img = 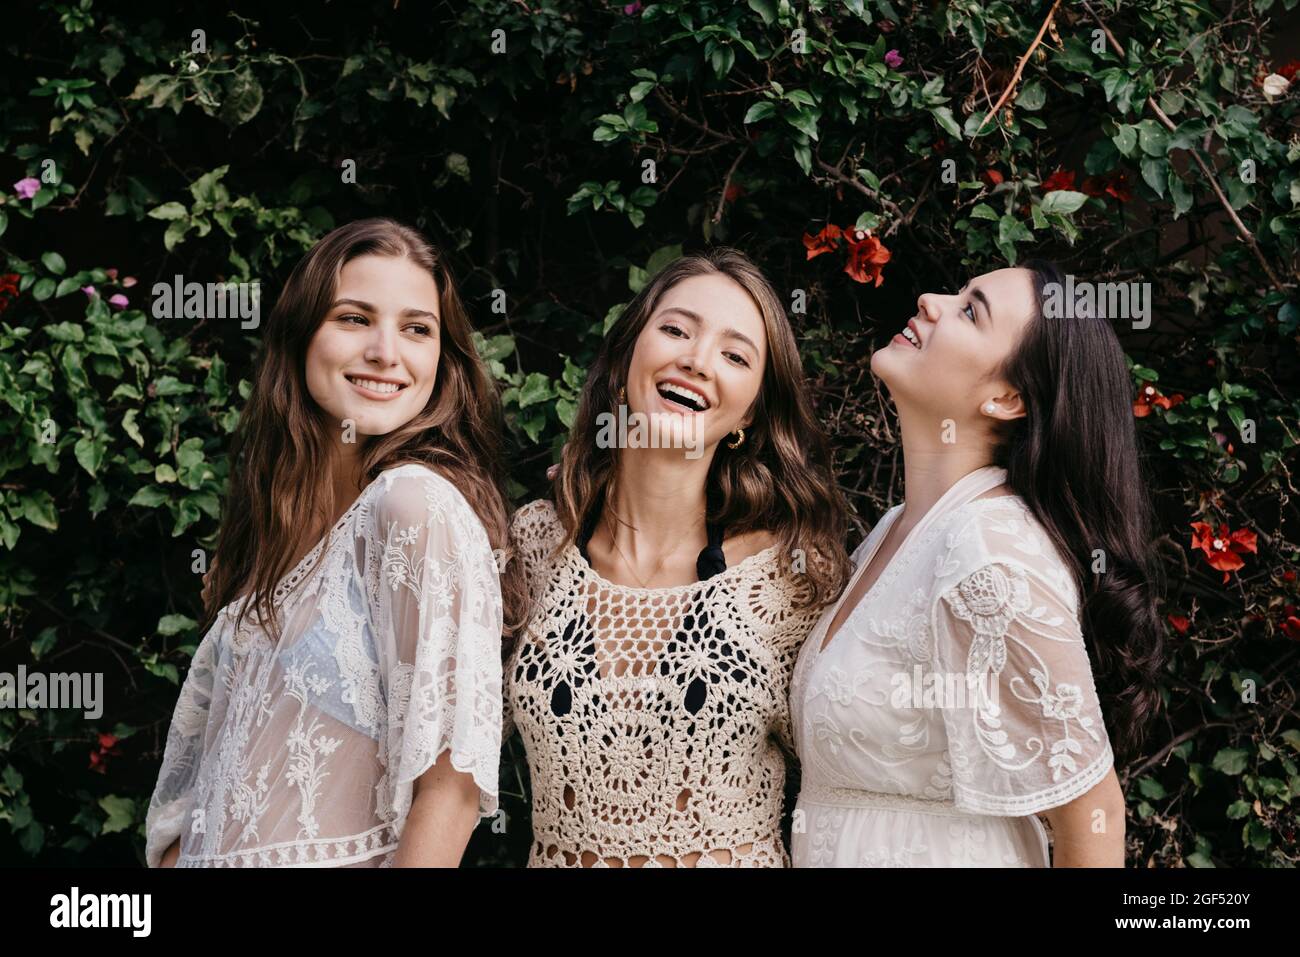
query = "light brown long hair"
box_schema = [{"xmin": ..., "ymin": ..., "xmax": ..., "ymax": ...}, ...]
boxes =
[
  {"xmin": 553, "ymin": 247, "xmax": 851, "ymax": 609},
  {"xmin": 200, "ymin": 217, "xmax": 525, "ymax": 646}
]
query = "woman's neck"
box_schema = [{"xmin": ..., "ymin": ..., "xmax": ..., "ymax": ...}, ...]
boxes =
[
  {"xmin": 895, "ymin": 403, "xmax": 995, "ymax": 526},
  {"xmin": 327, "ymin": 441, "xmax": 367, "ymax": 525},
  {"xmin": 604, "ymin": 449, "xmax": 711, "ymax": 562}
]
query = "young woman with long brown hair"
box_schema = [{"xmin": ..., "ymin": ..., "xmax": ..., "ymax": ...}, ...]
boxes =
[
  {"xmin": 505, "ymin": 247, "xmax": 852, "ymax": 867},
  {"xmin": 145, "ymin": 218, "xmax": 523, "ymax": 867},
  {"xmin": 790, "ymin": 261, "xmax": 1164, "ymax": 867}
]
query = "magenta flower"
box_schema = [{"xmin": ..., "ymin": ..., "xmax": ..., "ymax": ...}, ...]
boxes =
[
  {"xmin": 623, "ymin": 1, "xmax": 642, "ymax": 14},
  {"xmin": 106, "ymin": 268, "xmax": 118, "ymax": 280},
  {"xmin": 884, "ymin": 49, "xmax": 903, "ymax": 68},
  {"xmin": 109, "ymin": 294, "xmax": 129, "ymax": 309},
  {"xmin": 81, "ymin": 285, "xmax": 96, "ymax": 297},
  {"xmin": 13, "ymin": 178, "xmax": 40, "ymax": 200}
]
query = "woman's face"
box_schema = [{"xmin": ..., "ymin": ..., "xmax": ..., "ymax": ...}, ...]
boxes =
[
  {"xmin": 305, "ymin": 254, "xmax": 442, "ymax": 437},
  {"xmin": 870, "ymin": 267, "xmax": 1037, "ymax": 424},
  {"xmin": 624, "ymin": 272, "xmax": 768, "ymax": 455}
]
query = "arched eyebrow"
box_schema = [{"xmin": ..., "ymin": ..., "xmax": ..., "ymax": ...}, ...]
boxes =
[
  {"xmin": 331, "ymin": 298, "xmax": 439, "ymax": 321},
  {"xmin": 957, "ymin": 284, "xmax": 992, "ymax": 325},
  {"xmin": 658, "ymin": 306, "xmax": 760, "ymax": 354}
]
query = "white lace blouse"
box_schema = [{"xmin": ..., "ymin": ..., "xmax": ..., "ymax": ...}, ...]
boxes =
[
  {"xmin": 790, "ymin": 466, "xmax": 1114, "ymax": 867},
  {"xmin": 144, "ymin": 464, "xmax": 504, "ymax": 867}
]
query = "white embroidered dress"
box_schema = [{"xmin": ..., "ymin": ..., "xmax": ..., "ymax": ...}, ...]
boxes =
[
  {"xmin": 144, "ymin": 463, "xmax": 504, "ymax": 867},
  {"xmin": 791, "ymin": 466, "xmax": 1114, "ymax": 867}
]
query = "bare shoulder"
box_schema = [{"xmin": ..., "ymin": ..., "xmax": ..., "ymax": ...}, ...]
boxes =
[{"xmin": 722, "ymin": 527, "xmax": 779, "ymax": 565}]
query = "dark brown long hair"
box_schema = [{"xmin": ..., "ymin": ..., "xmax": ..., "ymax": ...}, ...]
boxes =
[
  {"xmin": 994, "ymin": 259, "xmax": 1166, "ymax": 764},
  {"xmin": 200, "ymin": 217, "xmax": 525, "ymax": 646},
  {"xmin": 553, "ymin": 247, "xmax": 851, "ymax": 609}
]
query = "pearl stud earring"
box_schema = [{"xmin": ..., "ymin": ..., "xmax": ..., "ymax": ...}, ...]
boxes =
[{"xmin": 984, "ymin": 403, "xmax": 995, "ymax": 414}]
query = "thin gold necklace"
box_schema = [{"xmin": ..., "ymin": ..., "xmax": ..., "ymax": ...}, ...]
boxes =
[{"xmin": 603, "ymin": 510, "xmax": 687, "ymax": 588}]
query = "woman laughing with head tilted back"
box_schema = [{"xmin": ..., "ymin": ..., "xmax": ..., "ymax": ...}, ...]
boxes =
[{"xmin": 790, "ymin": 261, "xmax": 1164, "ymax": 868}]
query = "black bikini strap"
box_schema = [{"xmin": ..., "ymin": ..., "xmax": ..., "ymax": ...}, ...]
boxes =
[{"xmin": 577, "ymin": 509, "xmax": 728, "ymax": 581}]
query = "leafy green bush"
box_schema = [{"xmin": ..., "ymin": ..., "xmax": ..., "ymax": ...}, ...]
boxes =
[{"xmin": 1, "ymin": 0, "xmax": 1297, "ymax": 866}]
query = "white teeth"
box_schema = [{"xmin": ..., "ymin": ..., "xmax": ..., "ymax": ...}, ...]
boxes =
[
  {"xmin": 347, "ymin": 376, "xmax": 403, "ymax": 394},
  {"xmin": 658, "ymin": 382, "xmax": 709, "ymax": 410},
  {"xmin": 901, "ymin": 326, "xmax": 920, "ymax": 348}
]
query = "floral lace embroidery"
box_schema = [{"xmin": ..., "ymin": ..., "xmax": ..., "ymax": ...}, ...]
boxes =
[{"xmin": 144, "ymin": 464, "xmax": 504, "ymax": 868}]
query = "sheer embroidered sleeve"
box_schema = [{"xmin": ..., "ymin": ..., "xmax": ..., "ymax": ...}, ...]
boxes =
[
  {"xmin": 365, "ymin": 467, "xmax": 505, "ymax": 827},
  {"xmin": 145, "ymin": 629, "xmax": 217, "ymax": 867},
  {"xmin": 931, "ymin": 510, "xmax": 1114, "ymax": 816}
]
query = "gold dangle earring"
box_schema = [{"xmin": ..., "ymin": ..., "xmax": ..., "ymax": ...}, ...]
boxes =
[
  {"xmin": 618, "ymin": 386, "xmax": 626, "ymax": 404},
  {"xmin": 726, "ymin": 428, "xmax": 746, "ymax": 450}
]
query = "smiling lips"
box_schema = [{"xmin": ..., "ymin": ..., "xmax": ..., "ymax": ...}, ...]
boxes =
[
  {"xmin": 655, "ymin": 380, "xmax": 711, "ymax": 413},
  {"xmin": 345, "ymin": 374, "xmax": 409, "ymax": 399},
  {"xmin": 894, "ymin": 317, "xmax": 922, "ymax": 349}
]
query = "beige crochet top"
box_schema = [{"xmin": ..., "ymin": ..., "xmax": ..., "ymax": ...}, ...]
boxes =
[{"xmin": 503, "ymin": 499, "xmax": 823, "ymax": 867}]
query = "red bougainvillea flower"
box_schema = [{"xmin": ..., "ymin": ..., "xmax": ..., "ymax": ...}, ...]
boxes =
[
  {"xmin": 1282, "ymin": 615, "xmax": 1300, "ymax": 641},
  {"xmin": 1083, "ymin": 169, "xmax": 1133, "ymax": 202},
  {"xmin": 1105, "ymin": 170, "xmax": 1134, "ymax": 201},
  {"xmin": 843, "ymin": 229, "xmax": 891, "ymax": 286},
  {"xmin": 803, "ymin": 223, "xmax": 842, "ymax": 260},
  {"xmin": 1189, "ymin": 521, "xmax": 1257, "ymax": 583},
  {"xmin": 1133, "ymin": 384, "xmax": 1185, "ymax": 417},
  {"xmin": 1041, "ymin": 168, "xmax": 1076, "ymax": 192},
  {"xmin": 724, "ymin": 182, "xmax": 745, "ymax": 204},
  {"xmin": 88, "ymin": 732, "xmax": 122, "ymax": 774},
  {"xmin": 980, "ymin": 168, "xmax": 1004, "ymax": 188},
  {"xmin": 1280, "ymin": 61, "xmax": 1300, "ymax": 82},
  {"xmin": 932, "ymin": 137, "xmax": 948, "ymax": 154},
  {"xmin": 1283, "ymin": 569, "xmax": 1297, "ymax": 583},
  {"xmin": 1167, "ymin": 613, "xmax": 1190, "ymax": 634},
  {"xmin": 0, "ymin": 273, "xmax": 19, "ymax": 316}
]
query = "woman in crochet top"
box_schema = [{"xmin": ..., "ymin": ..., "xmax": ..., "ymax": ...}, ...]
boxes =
[{"xmin": 505, "ymin": 248, "xmax": 852, "ymax": 866}]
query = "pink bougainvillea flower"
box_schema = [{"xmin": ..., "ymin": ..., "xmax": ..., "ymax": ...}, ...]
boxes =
[
  {"xmin": 105, "ymin": 268, "xmax": 118, "ymax": 280},
  {"xmin": 81, "ymin": 285, "xmax": 96, "ymax": 297},
  {"xmin": 13, "ymin": 177, "xmax": 40, "ymax": 200},
  {"xmin": 1189, "ymin": 521, "xmax": 1257, "ymax": 583},
  {"xmin": 803, "ymin": 223, "xmax": 842, "ymax": 260},
  {"xmin": 122, "ymin": 276, "xmax": 138, "ymax": 288},
  {"xmin": 844, "ymin": 229, "xmax": 891, "ymax": 286},
  {"xmin": 623, "ymin": 1, "xmax": 642, "ymax": 14},
  {"xmin": 109, "ymin": 294, "xmax": 129, "ymax": 309},
  {"xmin": 884, "ymin": 49, "xmax": 903, "ymax": 68}
]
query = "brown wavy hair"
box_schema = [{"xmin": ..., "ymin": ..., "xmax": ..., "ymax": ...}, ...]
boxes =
[
  {"xmin": 199, "ymin": 217, "xmax": 525, "ymax": 647},
  {"xmin": 552, "ymin": 247, "xmax": 851, "ymax": 609}
]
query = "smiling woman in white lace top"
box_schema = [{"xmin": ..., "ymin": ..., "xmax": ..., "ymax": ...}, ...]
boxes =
[
  {"xmin": 791, "ymin": 261, "xmax": 1164, "ymax": 868},
  {"xmin": 145, "ymin": 219, "xmax": 522, "ymax": 867}
]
